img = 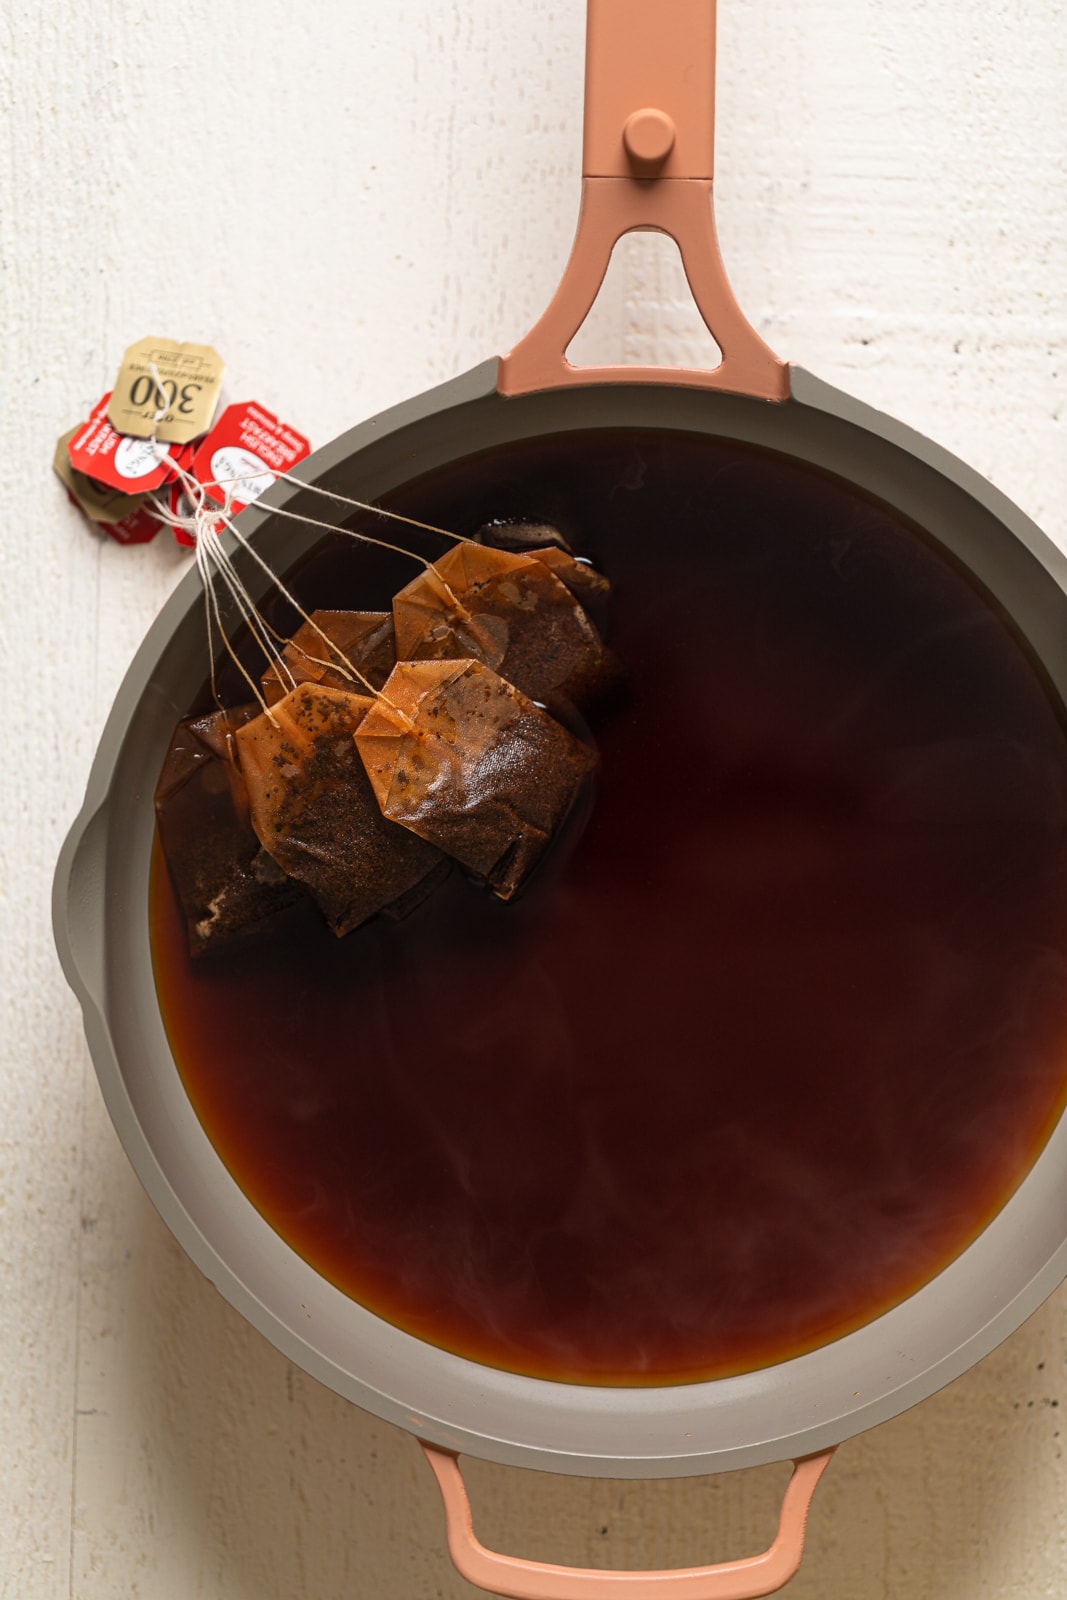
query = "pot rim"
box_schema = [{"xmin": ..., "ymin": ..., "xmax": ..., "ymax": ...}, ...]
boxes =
[{"xmin": 54, "ymin": 358, "xmax": 1067, "ymax": 1477}]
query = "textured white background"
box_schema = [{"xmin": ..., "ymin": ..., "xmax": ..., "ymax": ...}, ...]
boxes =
[{"xmin": 2, "ymin": 1, "xmax": 1067, "ymax": 1596}]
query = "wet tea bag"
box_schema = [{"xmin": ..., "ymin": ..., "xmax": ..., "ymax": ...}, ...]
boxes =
[
  {"xmin": 155, "ymin": 706, "xmax": 302, "ymax": 956},
  {"xmin": 392, "ymin": 542, "xmax": 610, "ymax": 709},
  {"xmin": 527, "ymin": 545, "xmax": 612, "ymax": 634},
  {"xmin": 355, "ymin": 657, "xmax": 597, "ymax": 899},
  {"xmin": 261, "ymin": 609, "xmax": 396, "ymax": 705},
  {"xmin": 473, "ymin": 521, "xmax": 612, "ymax": 632},
  {"xmin": 235, "ymin": 682, "xmax": 443, "ymax": 935},
  {"xmin": 472, "ymin": 518, "xmax": 571, "ymax": 555}
]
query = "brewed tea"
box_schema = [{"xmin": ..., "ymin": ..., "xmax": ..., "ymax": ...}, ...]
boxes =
[{"xmin": 152, "ymin": 428, "xmax": 1067, "ymax": 1385}]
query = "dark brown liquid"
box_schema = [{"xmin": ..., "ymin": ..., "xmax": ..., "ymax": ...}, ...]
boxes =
[{"xmin": 151, "ymin": 429, "xmax": 1067, "ymax": 1384}]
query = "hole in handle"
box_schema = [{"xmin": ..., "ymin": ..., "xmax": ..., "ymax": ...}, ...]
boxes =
[{"xmin": 566, "ymin": 228, "xmax": 723, "ymax": 373}]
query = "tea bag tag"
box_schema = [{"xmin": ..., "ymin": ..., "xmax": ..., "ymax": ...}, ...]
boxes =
[
  {"xmin": 68, "ymin": 393, "xmax": 193, "ymax": 493},
  {"xmin": 191, "ymin": 402, "xmax": 311, "ymax": 512},
  {"xmin": 54, "ymin": 426, "xmax": 148, "ymax": 522},
  {"xmin": 54, "ymin": 425, "xmax": 163, "ymax": 544},
  {"xmin": 108, "ymin": 337, "xmax": 225, "ymax": 444}
]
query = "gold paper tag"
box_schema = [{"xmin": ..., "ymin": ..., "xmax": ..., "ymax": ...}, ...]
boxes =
[
  {"xmin": 107, "ymin": 337, "xmax": 225, "ymax": 444},
  {"xmin": 53, "ymin": 426, "xmax": 153, "ymax": 524}
]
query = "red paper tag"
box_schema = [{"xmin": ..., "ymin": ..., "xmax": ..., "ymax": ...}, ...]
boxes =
[
  {"xmin": 105, "ymin": 500, "xmax": 165, "ymax": 546},
  {"xmin": 62, "ymin": 486, "xmax": 161, "ymax": 545},
  {"xmin": 192, "ymin": 402, "xmax": 310, "ymax": 514},
  {"xmin": 68, "ymin": 393, "xmax": 193, "ymax": 493}
]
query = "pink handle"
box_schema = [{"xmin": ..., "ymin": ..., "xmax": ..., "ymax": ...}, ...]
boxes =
[
  {"xmin": 421, "ymin": 1443, "xmax": 835, "ymax": 1600},
  {"xmin": 498, "ymin": 0, "xmax": 787, "ymax": 401},
  {"xmin": 582, "ymin": 0, "xmax": 716, "ymax": 181}
]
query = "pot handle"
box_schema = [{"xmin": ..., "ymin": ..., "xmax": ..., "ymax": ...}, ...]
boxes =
[
  {"xmin": 420, "ymin": 1442, "xmax": 834, "ymax": 1600},
  {"xmin": 497, "ymin": 0, "xmax": 788, "ymax": 402}
]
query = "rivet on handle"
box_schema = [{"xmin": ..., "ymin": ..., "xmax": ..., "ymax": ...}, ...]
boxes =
[{"xmin": 623, "ymin": 108, "xmax": 677, "ymax": 175}]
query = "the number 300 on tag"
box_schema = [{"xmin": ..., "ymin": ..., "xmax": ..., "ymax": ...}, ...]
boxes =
[{"xmin": 108, "ymin": 339, "xmax": 224, "ymax": 445}]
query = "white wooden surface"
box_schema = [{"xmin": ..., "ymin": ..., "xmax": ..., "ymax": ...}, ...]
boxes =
[{"xmin": 2, "ymin": 1, "xmax": 1066, "ymax": 1596}]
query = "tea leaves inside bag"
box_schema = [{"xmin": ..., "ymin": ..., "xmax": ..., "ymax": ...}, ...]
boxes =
[
  {"xmin": 155, "ymin": 706, "xmax": 301, "ymax": 956},
  {"xmin": 261, "ymin": 609, "xmax": 396, "ymax": 705},
  {"xmin": 355, "ymin": 657, "xmax": 597, "ymax": 899},
  {"xmin": 392, "ymin": 543, "xmax": 611, "ymax": 709},
  {"xmin": 236, "ymin": 682, "xmax": 442, "ymax": 935}
]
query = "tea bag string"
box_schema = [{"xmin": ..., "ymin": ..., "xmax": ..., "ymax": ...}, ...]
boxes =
[
  {"xmin": 138, "ymin": 379, "xmax": 294, "ymax": 720},
  {"xmin": 157, "ymin": 451, "xmax": 483, "ymax": 636},
  {"xmin": 139, "ymin": 388, "xmax": 287, "ymax": 715},
  {"xmin": 140, "ymin": 363, "xmax": 472, "ymax": 553},
  {"xmin": 156, "ymin": 453, "xmax": 424, "ymax": 732},
  {"xmin": 153, "ymin": 477, "xmax": 353, "ymax": 709},
  {"xmin": 188, "ymin": 472, "xmax": 472, "ymax": 568},
  {"xmin": 274, "ymin": 467, "xmax": 476, "ymax": 548},
  {"xmin": 141, "ymin": 364, "xmax": 484, "ymax": 631},
  {"xmin": 142, "ymin": 369, "xmax": 475, "ymax": 730},
  {"xmin": 189, "ymin": 476, "xmax": 301, "ymax": 719},
  {"xmin": 161, "ymin": 462, "xmax": 381, "ymax": 720}
]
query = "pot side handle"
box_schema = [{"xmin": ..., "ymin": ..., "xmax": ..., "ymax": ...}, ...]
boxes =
[
  {"xmin": 497, "ymin": 0, "xmax": 788, "ymax": 402},
  {"xmin": 420, "ymin": 1442, "xmax": 834, "ymax": 1600}
]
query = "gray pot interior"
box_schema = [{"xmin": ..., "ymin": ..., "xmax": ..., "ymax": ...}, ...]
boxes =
[{"xmin": 55, "ymin": 359, "xmax": 1067, "ymax": 1477}]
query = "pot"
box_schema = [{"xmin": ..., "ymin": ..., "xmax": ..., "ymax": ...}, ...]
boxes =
[{"xmin": 54, "ymin": 2, "xmax": 1067, "ymax": 1595}]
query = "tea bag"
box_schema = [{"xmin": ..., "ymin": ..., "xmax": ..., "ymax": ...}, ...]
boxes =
[
  {"xmin": 355, "ymin": 658, "xmax": 597, "ymax": 899},
  {"xmin": 392, "ymin": 543, "xmax": 610, "ymax": 709},
  {"xmin": 473, "ymin": 521, "xmax": 612, "ymax": 632},
  {"xmin": 473, "ymin": 518, "xmax": 571, "ymax": 555},
  {"xmin": 261, "ymin": 609, "xmax": 396, "ymax": 705},
  {"xmin": 155, "ymin": 706, "xmax": 302, "ymax": 956},
  {"xmin": 235, "ymin": 682, "xmax": 443, "ymax": 935}
]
